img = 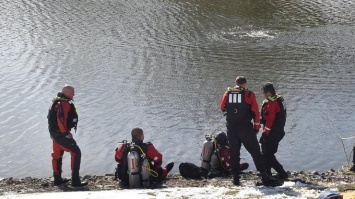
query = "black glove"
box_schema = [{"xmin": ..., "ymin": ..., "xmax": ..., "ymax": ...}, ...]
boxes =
[
  {"xmin": 253, "ymin": 124, "xmax": 260, "ymax": 134},
  {"xmin": 259, "ymin": 133, "xmax": 268, "ymax": 144}
]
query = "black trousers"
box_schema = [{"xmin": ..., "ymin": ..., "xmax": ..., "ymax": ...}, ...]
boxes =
[
  {"xmin": 260, "ymin": 129, "xmax": 285, "ymax": 174},
  {"xmin": 226, "ymin": 122, "xmax": 266, "ymax": 175}
]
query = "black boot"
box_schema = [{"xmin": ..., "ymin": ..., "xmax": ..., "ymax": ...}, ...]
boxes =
[
  {"xmin": 260, "ymin": 172, "xmax": 283, "ymax": 187},
  {"xmin": 275, "ymin": 171, "xmax": 289, "ymax": 180},
  {"xmin": 240, "ymin": 163, "xmax": 249, "ymax": 171},
  {"xmin": 166, "ymin": 162, "xmax": 174, "ymax": 173},
  {"xmin": 53, "ymin": 174, "xmax": 69, "ymax": 185},
  {"xmin": 232, "ymin": 174, "xmax": 240, "ymax": 186},
  {"xmin": 71, "ymin": 175, "xmax": 88, "ymax": 187}
]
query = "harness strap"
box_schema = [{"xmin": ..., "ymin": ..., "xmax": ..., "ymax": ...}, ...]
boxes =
[{"xmin": 131, "ymin": 171, "xmax": 140, "ymax": 175}]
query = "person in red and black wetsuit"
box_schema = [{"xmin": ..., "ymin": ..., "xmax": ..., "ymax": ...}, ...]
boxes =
[
  {"xmin": 207, "ymin": 132, "xmax": 249, "ymax": 178},
  {"xmin": 47, "ymin": 85, "xmax": 87, "ymax": 186},
  {"xmin": 115, "ymin": 127, "xmax": 174, "ymax": 185},
  {"xmin": 220, "ymin": 76, "xmax": 281, "ymax": 186},
  {"xmin": 260, "ymin": 83, "xmax": 288, "ymax": 179}
]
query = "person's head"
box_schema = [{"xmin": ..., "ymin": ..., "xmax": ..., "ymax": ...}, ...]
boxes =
[
  {"xmin": 62, "ymin": 85, "xmax": 75, "ymax": 100},
  {"xmin": 215, "ymin": 131, "xmax": 228, "ymax": 146},
  {"xmin": 262, "ymin": 82, "xmax": 276, "ymax": 98},
  {"xmin": 131, "ymin": 127, "xmax": 144, "ymax": 142},
  {"xmin": 235, "ymin": 76, "xmax": 247, "ymax": 88}
]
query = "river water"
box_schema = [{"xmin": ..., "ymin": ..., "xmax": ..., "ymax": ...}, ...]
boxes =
[{"xmin": 1, "ymin": 0, "xmax": 355, "ymax": 178}]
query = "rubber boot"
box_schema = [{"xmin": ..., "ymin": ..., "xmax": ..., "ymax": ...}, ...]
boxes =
[
  {"xmin": 71, "ymin": 175, "xmax": 88, "ymax": 187},
  {"xmin": 260, "ymin": 172, "xmax": 283, "ymax": 187},
  {"xmin": 232, "ymin": 174, "xmax": 240, "ymax": 185},
  {"xmin": 240, "ymin": 163, "xmax": 249, "ymax": 171},
  {"xmin": 275, "ymin": 170, "xmax": 289, "ymax": 180},
  {"xmin": 53, "ymin": 174, "xmax": 69, "ymax": 185},
  {"xmin": 273, "ymin": 165, "xmax": 288, "ymax": 179},
  {"xmin": 166, "ymin": 162, "xmax": 174, "ymax": 173}
]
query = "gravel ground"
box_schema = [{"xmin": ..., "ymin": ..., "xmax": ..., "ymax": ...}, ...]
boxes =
[{"xmin": 1, "ymin": 169, "xmax": 355, "ymax": 196}]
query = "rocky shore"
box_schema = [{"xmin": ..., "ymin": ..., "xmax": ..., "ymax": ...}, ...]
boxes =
[{"xmin": 1, "ymin": 169, "xmax": 355, "ymax": 196}]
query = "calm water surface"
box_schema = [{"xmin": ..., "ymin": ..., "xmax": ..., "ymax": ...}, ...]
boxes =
[{"xmin": 0, "ymin": 0, "xmax": 355, "ymax": 178}]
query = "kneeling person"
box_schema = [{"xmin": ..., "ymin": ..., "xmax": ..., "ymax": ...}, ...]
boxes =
[
  {"xmin": 114, "ymin": 127, "xmax": 174, "ymax": 188},
  {"xmin": 201, "ymin": 132, "xmax": 249, "ymax": 177}
]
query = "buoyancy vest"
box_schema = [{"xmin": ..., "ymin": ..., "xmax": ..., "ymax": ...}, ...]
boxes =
[
  {"xmin": 225, "ymin": 87, "xmax": 253, "ymax": 123},
  {"xmin": 210, "ymin": 135, "xmax": 231, "ymax": 173},
  {"xmin": 47, "ymin": 92, "xmax": 78, "ymax": 132},
  {"xmin": 261, "ymin": 94, "xmax": 287, "ymax": 129},
  {"xmin": 215, "ymin": 145, "xmax": 231, "ymax": 173}
]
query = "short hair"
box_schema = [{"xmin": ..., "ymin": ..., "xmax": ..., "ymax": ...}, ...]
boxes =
[
  {"xmin": 131, "ymin": 127, "xmax": 143, "ymax": 141},
  {"xmin": 262, "ymin": 82, "xmax": 276, "ymax": 95},
  {"xmin": 235, "ymin": 76, "xmax": 247, "ymax": 85},
  {"xmin": 62, "ymin": 85, "xmax": 74, "ymax": 93}
]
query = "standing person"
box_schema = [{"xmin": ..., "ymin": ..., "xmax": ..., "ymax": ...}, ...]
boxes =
[
  {"xmin": 260, "ymin": 83, "xmax": 288, "ymax": 179},
  {"xmin": 47, "ymin": 85, "xmax": 88, "ymax": 186},
  {"xmin": 220, "ymin": 76, "xmax": 281, "ymax": 186}
]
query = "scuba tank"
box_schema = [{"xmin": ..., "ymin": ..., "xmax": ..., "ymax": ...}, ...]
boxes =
[
  {"xmin": 141, "ymin": 158, "xmax": 150, "ymax": 188},
  {"xmin": 210, "ymin": 152, "xmax": 219, "ymax": 170},
  {"xmin": 127, "ymin": 143, "xmax": 141, "ymax": 188},
  {"xmin": 201, "ymin": 134, "xmax": 214, "ymax": 171}
]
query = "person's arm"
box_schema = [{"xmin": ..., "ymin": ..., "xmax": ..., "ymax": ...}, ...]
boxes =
[
  {"xmin": 146, "ymin": 144, "xmax": 163, "ymax": 169},
  {"xmin": 115, "ymin": 144, "xmax": 125, "ymax": 164},
  {"xmin": 263, "ymin": 101, "xmax": 280, "ymax": 135},
  {"xmin": 246, "ymin": 91, "xmax": 260, "ymax": 130},
  {"xmin": 220, "ymin": 91, "xmax": 228, "ymax": 112},
  {"xmin": 56, "ymin": 100, "xmax": 71, "ymax": 135}
]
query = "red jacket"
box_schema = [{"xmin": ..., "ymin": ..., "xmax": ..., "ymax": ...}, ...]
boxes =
[
  {"xmin": 115, "ymin": 141, "xmax": 163, "ymax": 169},
  {"xmin": 220, "ymin": 86, "xmax": 260, "ymax": 127},
  {"xmin": 261, "ymin": 96, "xmax": 281, "ymax": 135}
]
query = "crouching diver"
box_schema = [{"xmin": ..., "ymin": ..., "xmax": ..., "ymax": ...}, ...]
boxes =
[
  {"xmin": 114, "ymin": 127, "xmax": 174, "ymax": 188},
  {"xmin": 201, "ymin": 132, "xmax": 249, "ymax": 178}
]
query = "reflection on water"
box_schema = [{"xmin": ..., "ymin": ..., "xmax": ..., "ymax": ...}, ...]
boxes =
[{"xmin": 0, "ymin": 0, "xmax": 355, "ymax": 178}]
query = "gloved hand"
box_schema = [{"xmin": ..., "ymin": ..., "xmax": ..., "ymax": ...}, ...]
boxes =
[
  {"xmin": 263, "ymin": 127, "xmax": 271, "ymax": 135},
  {"xmin": 253, "ymin": 123, "xmax": 260, "ymax": 134},
  {"xmin": 66, "ymin": 133, "xmax": 73, "ymax": 139},
  {"xmin": 259, "ymin": 133, "xmax": 268, "ymax": 144}
]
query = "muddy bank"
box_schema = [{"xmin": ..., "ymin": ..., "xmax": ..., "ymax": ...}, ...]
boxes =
[{"xmin": 1, "ymin": 170, "xmax": 355, "ymax": 196}]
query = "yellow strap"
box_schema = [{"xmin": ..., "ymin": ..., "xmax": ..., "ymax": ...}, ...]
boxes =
[{"xmin": 134, "ymin": 145, "xmax": 159, "ymax": 178}]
